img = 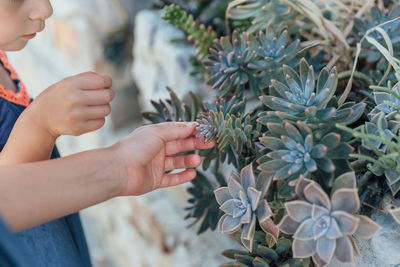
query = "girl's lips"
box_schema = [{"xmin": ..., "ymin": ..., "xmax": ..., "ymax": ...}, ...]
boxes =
[{"xmin": 22, "ymin": 33, "xmax": 37, "ymax": 40}]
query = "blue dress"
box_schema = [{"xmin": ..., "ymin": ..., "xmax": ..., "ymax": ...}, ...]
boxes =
[
  {"xmin": 0, "ymin": 51, "xmax": 92, "ymax": 267},
  {"xmin": 0, "ymin": 217, "xmax": 35, "ymax": 267}
]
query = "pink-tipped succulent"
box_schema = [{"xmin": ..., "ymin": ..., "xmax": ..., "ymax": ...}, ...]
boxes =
[
  {"xmin": 214, "ymin": 164, "xmax": 278, "ymax": 251},
  {"xmin": 278, "ymin": 172, "xmax": 381, "ymax": 267}
]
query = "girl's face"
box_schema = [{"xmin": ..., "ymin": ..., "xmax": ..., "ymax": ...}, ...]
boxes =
[{"xmin": 0, "ymin": 0, "xmax": 53, "ymax": 51}]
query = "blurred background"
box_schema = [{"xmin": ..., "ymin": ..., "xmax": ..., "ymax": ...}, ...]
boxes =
[{"xmin": 6, "ymin": 0, "xmax": 234, "ymax": 266}]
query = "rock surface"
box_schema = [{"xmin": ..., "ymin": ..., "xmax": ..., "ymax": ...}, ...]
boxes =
[
  {"xmin": 131, "ymin": 10, "xmax": 211, "ymax": 112},
  {"xmin": 329, "ymin": 209, "xmax": 400, "ymax": 267}
]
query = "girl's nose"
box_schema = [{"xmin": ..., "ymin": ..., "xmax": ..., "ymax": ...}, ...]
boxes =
[{"xmin": 29, "ymin": 0, "xmax": 53, "ymax": 21}]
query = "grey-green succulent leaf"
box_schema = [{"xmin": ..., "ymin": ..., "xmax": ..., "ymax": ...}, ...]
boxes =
[
  {"xmin": 215, "ymin": 164, "xmax": 277, "ymax": 251},
  {"xmin": 278, "ymin": 173, "xmax": 381, "ymax": 267}
]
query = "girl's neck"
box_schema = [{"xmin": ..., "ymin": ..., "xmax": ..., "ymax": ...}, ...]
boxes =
[{"xmin": 0, "ymin": 63, "xmax": 17, "ymax": 93}]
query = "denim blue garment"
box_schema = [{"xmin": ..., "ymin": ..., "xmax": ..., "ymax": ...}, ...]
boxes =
[
  {"xmin": 0, "ymin": 97, "xmax": 92, "ymax": 267},
  {"xmin": 0, "ymin": 217, "xmax": 34, "ymax": 267}
]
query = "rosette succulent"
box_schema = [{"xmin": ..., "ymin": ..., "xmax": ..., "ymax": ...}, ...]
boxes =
[
  {"xmin": 222, "ymin": 234, "xmax": 304, "ymax": 267},
  {"xmin": 369, "ymin": 82, "xmax": 400, "ymax": 120},
  {"xmin": 354, "ymin": 4, "xmax": 400, "ymax": 70},
  {"xmin": 142, "ymin": 87, "xmax": 204, "ymax": 123},
  {"xmin": 204, "ymin": 30, "xmax": 262, "ymax": 97},
  {"xmin": 215, "ymin": 164, "xmax": 278, "ymax": 251},
  {"xmin": 278, "ymin": 172, "xmax": 381, "ymax": 267},
  {"xmin": 196, "ymin": 97, "xmax": 262, "ymax": 171},
  {"xmin": 249, "ymin": 26, "xmax": 300, "ymax": 88},
  {"xmin": 258, "ymin": 120, "xmax": 353, "ymax": 180},
  {"xmin": 204, "ymin": 26, "xmax": 301, "ymax": 97},
  {"xmin": 361, "ymin": 112, "xmax": 399, "ymax": 153},
  {"xmin": 227, "ymin": 0, "xmax": 294, "ymax": 34},
  {"xmin": 259, "ymin": 58, "xmax": 365, "ymax": 125}
]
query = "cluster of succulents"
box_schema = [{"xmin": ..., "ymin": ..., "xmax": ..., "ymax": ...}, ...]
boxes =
[
  {"xmin": 353, "ymin": 4, "xmax": 400, "ymax": 71},
  {"xmin": 203, "ymin": 26, "xmax": 300, "ymax": 97},
  {"xmin": 141, "ymin": 1, "xmax": 400, "ymax": 266}
]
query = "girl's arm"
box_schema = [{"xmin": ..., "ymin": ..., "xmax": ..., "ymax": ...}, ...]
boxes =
[
  {"xmin": 0, "ymin": 122, "xmax": 214, "ymax": 232},
  {"xmin": 0, "ymin": 72, "xmax": 113, "ymax": 165}
]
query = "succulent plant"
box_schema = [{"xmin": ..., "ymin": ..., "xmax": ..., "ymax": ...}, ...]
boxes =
[
  {"xmin": 197, "ymin": 97, "xmax": 256, "ymax": 153},
  {"xmin": 369, "ymin": 82, "xmax": 400, "ymax": 120},
  {"xmin": 227, "ymin": 0, "xmax": 294, "ymax": 34},
  {"xmin": 215, "ymin": 164, "xmax": 279, "ymax": 251},
  {"xmin": 204, "ymin": 27, "xmax": 301, "ymax": 97},
  {"xmin": 258, "ymin": 58, "xmax": 365, "ymax": 125},
  {"xmin": 278, "ymin": 172, "xmax": 381, "ymax": 267},
  {"xmin": 258, "ymin": 120, "xmax": 353, "ymax": 180},
  {"xmin": 361, "ymin": 112, "xmax": 399, "ymax": 152},
  {"xmin": 249, "ymin": 26, "xmax": 301, "ymax": 88},
  {"xmin": 203, "ymin": 30, "xmax": 262, "ymax": 97},
  {"xmin": 353, "ymin": 4, "xmax": 400, "ymax": 70},
  {"xmin": 162, "ymin": 4, "xmax": 217, "ymax": 59},
  {"xmin": 142, "ymin": 87, "xmax": 204, "ymax": 123},
  {"xmin": 222, "ymin": 233, "xmax": 305, "ymax": 267},
  {"xmin": 184, "ymin": 171, "xmax": 222, "ymax": 234}
]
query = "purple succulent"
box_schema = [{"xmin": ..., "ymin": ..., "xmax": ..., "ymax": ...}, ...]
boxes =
[
  {"xmin": 214, "ymin": 164, "xmax": 278, "ymax": 251},
  {"xmin": 278, "ymin": 172, "xmax": 381, "ymax": 267}
]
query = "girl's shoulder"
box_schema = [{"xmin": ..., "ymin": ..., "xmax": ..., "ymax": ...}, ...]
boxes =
[{"xmin": 0, "ymin": 51, "xmax": 29, "ymax": 107}]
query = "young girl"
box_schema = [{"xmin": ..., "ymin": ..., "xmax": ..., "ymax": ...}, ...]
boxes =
[{"xmin": 0, "ymin": 0, "xmax": 214, "ymax": 266}]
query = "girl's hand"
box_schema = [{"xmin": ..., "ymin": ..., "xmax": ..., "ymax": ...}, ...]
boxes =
[
  {"xmin": 113, "ymin": 122, "xmax": 215, "ymax": 196},
  {"xmin": 27, "ymin": 72, "xmax": 113, "ymax": 138}
]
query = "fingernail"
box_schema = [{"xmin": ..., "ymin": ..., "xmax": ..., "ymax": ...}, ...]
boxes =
[{"xmin": 185, "ymin": 122, "xmax": 198, "ymax": 127}]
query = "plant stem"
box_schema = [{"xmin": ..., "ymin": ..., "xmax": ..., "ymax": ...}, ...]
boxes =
[
  {"xmin": 351, "ymin": 159, "xmax": 366, "ymax": 172},
  {"xmin": 358, "ymin": 171, "xmax": 373, "ymax": 192},
  {"xmin": 338, "ymin": 70, "xmax": 374, "ymax": 85}
]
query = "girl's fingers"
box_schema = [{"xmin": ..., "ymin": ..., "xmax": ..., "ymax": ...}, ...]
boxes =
[
  {"xmin": 82, "ymin": 104, "xmax": 111, "ymax": 119},
  {"xmin": 165, "ymin": 137, "xmax": 215, "ymax": 156},
  {"xmin": 164, "ymin": 154, "xmax": 201, "ymax": 171},
  {"xmin": 158, "ymin": 169, "xmax": 197, "ymax": 188},
  {"xmin": 149, "ymin": 122, "xmax": 198, "ymax": 142},
  {"xmin": 80, "ymin": 118, "xmax": 106, "ymax": 133},
  {"xmin": 82, "ymin": 89, "xmax": 114, "ymax": 105},
  {"xmin": 73, "ymin": 72, "xmax": 113, "ymax": 90}
]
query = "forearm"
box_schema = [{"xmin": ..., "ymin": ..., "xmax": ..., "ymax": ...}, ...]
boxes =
[
  {"xmin": 0, "ymin": 106, "xmax": 56, "ymax": 165},
  {"xmin": 0, "ymin": 145, "xmax": 124, "ymax": 232}
]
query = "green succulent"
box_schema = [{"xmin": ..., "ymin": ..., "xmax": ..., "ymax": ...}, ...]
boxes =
[
  {"xmin": 227, "ymin": 0, "xmax": 294, "ymax": 34},
  {"xmin": 215, "ymin": 164, "xmax": 278, "ymax": 251},
  {"xmin": 353, "ymin": 4, "xmax": 400, "ymax": 71},
  {"xmin": 184, "ymin": 171, "xmax": 222, "ymax": 234},
  {"xmin": 258, "ymin": 58, "xmax": 365, "ymax": 125},
  {"xmin": 361, "ymin": 112, "xmax": 399, "ymax": 153},
  {"xmin": 337, "ymin": 113, "xmax": 400, "ymax": 196},
  {"xmin": 204, "ymin": 27, "xmax": 301, "ymax": 97},
  {"xmin": 222, "ymin": 233, "xmax": 305, "ymax": 267},
  {"xmin": 258, "ymin": 120, "xmax": 353, "ymax": 180},
  {"xmin": 197, "ymin": 97, "xmax": 254, "ymax": 153},
  {"xmin": 203, "ymin": 30, "xmax": 262, "ymax": 97},
  {"xmin": 369, "ymin": 82, "xmax": 400, "ymax": 120},
  {"xmin": 279, "ymin": 173, "xmax": 381, "ymax": 267},
  {"xmin": 249, "ymin": 26, "xmax": 301, "ymax": 89},
  {"xmin": 196, "ymin": 97, "xmax": 262, "ymax": 170},
  {"xmin": 142, "ymin": 87, "xmax": 204, "ymax": 123},
  {"xmin": 162, "ymin": 4, "xmax": 217, "ymax": 59}
]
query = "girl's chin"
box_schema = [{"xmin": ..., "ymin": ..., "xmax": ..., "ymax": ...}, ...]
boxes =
[{"xmin": 0, "ymin": 39, "xmax": 29, "ymax": 51}]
